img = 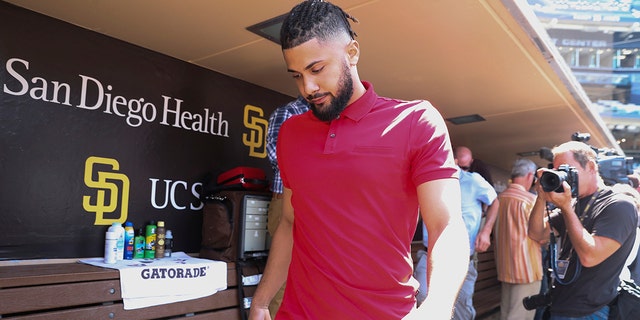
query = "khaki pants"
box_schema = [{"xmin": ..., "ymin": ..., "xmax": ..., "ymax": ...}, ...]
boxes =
[
  {"xmin": 267, "ymin": 196, "xmax": 285, "ymax": 318},
  {"xmin": 501, "ymin": 280, "xmax": 541, "ymax": 320}
]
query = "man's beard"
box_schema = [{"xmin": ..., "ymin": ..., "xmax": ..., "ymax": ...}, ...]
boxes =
[{"xmin": 308, "ymin": 64, "xmax": 353, "ymax": 122}]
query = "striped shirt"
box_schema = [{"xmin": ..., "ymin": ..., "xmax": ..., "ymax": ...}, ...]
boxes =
[{"xmin": 494, "ymin": 183, "xmax": 543, "ymax": 283}]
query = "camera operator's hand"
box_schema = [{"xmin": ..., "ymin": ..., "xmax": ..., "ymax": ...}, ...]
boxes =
[
  {"xmin": 545, "ymin": 181, "xmax": 573, "ymax": 213},
  {"xmin": 533, "ymin": 169, "xmax": 547, "ymax": 198}
]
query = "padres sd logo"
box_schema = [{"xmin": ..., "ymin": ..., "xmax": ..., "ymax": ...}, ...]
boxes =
[
  {"xmin": 83, "ymin": 156, "xmax": 130, "ymax": 225},
  {"xmin": 242, "ymin": 104, "xmax": 268, "ymax": 158}
]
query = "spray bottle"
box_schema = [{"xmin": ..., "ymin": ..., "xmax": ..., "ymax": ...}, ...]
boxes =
[
  {"xmin": 123, "ymin": 222, "xmax": 135, "ymax": 260},
  {"xmin": 134, "ymin": 227, "xmax": 145, "ymax": 259},
  {"xmin": 144, "ymin": 221, "xmax": 157, "ymax": 259}
]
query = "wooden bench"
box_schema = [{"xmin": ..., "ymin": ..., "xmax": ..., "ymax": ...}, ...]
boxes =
[
  {"xmin": 2, "ymin": 244, "xmax": 500, "ymax": 320},
  {"xmin": 475, "ymin": 248, "xmax": 501, "ymax": 318},
  {"xmin": 0, "ymin": 260, "xmax": 243, "ymax": 320}
]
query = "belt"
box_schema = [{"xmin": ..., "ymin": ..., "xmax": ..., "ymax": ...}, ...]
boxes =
[{"xmin": 273, "ymin": 192, "xmax": 283, "ymax": 199}]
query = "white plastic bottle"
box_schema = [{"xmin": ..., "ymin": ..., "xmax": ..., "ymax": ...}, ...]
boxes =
[
  {"xmin": 104, "ymin": 231, "xmax": 118, "ymax": 264},
  {"xmin": 108, "ymin": 222, "xmax": 125, "ymax": 261}
]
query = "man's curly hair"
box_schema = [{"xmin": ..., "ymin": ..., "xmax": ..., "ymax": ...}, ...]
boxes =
[{"xmin": 280, "ymin": 0, "xmax": 358, "ymax": 50}]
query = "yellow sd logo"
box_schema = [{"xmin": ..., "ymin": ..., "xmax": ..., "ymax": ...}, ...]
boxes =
[
  {"xmin": 83, "ymin": 156, "xmax": 130, "ymax": 225},
  {"xmin": 242, "ymin": 104, "xmax": 268, "ymax": 158}
]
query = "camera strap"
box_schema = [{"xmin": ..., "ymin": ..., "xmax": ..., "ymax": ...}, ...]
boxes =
[
  {"xmin": 578, "ymin": 189, "xmax": 601, "ymax": 225},
  {"xmin": 560, "ymin": 189, "xmax": 601, "ymax": 256},
  {"xmin": 553, "ymin": 189, "xmax": 601, "ymax": 285}
]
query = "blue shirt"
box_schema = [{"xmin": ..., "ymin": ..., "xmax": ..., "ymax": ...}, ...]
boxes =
[
  {"xmin": 266, "ymin": 96, "xmax": 310, "ymax": 194},
  {"xmin": 423, "ymin": 167, "xmax": 496, "ymax": 255}
]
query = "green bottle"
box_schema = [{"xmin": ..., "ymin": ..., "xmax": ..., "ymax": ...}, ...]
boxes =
[
  {"xmin": 133, "ymin": 227, "xmax": 145, "ymax": 259},
  {"xmin": 144, "ymin": 221, "xmax": 157, "ymax": 259}
]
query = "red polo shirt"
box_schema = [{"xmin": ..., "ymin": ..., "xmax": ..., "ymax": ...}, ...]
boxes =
[{"xmin": 277, "ymin": 82, "xmax": 457, "ymax": 319}]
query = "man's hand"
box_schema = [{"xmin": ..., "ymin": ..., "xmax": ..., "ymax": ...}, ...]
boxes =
[
  {"xmin": 475, "ymin": 231, "xmax": 491, "ymax": 253},
  {"xmin": 544, "ymin": 181, "xmax": 573, "ymax": 213},
  {"xmin": 475, "ymin": 199, "xmax": 499, "ymax": 253},
  {"xmin": 248, "ymin": 305, "xmax": 271, "ymax": 320}
]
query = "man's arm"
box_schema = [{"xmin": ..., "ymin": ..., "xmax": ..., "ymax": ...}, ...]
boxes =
[
  {"xmin": 475, "ymin": 198, "xmax": 499, "ymax": 253},
  {"xmin": 249, "ymin": 188, "xmax": 294, "ymax": 320},
  {"xmin": 406, "ymin": 178, "xmax": 469, "ymax": 320},
  {"xmin": 544, "ymin": 182, "xmax": 623, "ymax": 268},
  {"xmin": 559, "ymin": 201, "xmax": 622, "ymax": 267},
  {"xmin": 528, "ymin": 169, "xmax": 552, "ymax": 243},
  {"xmin": 528, "ymin": 196, "xmax": 551, "ymax": 243}
]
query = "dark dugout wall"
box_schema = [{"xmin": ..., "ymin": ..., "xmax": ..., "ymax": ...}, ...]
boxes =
[{"xmin": 0, "ymin": 2, "xmax": 293, "ymax": 260}]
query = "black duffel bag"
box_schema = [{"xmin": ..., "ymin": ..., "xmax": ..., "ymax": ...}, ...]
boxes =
[{"xmin": 609, "ymin": 280, "xmax": 640, "ymax": 320}]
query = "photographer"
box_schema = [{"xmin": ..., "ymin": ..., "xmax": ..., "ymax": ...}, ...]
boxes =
[{"xmin": 528, "ymin": 141, "xmax": 638, "ymax": 319}]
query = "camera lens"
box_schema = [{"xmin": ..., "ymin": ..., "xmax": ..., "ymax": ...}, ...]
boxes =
[{"xmin": 540, "ymin": 171, "xmax": 567, "ymax": 193}]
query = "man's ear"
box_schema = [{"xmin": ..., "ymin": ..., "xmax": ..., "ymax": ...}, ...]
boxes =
[
  {"xmin": 588, "ymin": 159, "xmax": 598, "ymax": 173},
  {"xmin": 347, "ymin": 40, "xmax": 360, "ymax": 65}
]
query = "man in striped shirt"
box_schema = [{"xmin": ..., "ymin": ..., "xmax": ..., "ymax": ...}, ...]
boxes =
[{"xmin": 494, "ymin": 158, "xmax": 543, "ymax": 319}]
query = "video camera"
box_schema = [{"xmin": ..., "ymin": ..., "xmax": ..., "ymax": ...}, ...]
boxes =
[{"xmin": 540, "ymin": 132, "xmax": 634, "ymax": 187}]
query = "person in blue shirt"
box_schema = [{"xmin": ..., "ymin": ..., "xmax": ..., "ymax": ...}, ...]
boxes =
[{"xmin": 414, "ymin": 146, "xmax": 499, "ymax": 319}]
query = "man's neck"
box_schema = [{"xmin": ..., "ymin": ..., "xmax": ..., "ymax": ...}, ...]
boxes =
[
  {"xmin": 580, "ymin": 183, "xmax": 600, "ymax": 199},
  {"xmin": 348, "ymin": 78, "xmax": 366, "ymax": 105},
  {"xmin": 511, "ymin": 177, "xmax": 529, "ymax": 190}
]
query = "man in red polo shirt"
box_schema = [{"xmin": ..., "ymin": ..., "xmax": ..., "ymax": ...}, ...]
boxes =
[{"xmin": 249, "ymin": 1, "xmax": 469, "ymax": 319}]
